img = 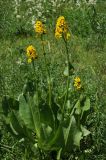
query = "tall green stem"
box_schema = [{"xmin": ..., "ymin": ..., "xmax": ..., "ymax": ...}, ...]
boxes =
[
  {"xmin": 40, "ymin": 35, "xmax": 56, "ymax": 130},
  {"xmin": 64, "ymin": 37, "xmax": 70, "ymax": 97},
  {"xmin": 62, "ymin": 36, "xmax": 70, "ymax": 118},
  {"xmin": 41, "ymin": 35, "xmax": 52, "ymax": 108},
  {"xmin": 32, "ymin": 60, "xmax": 38, "ymax": 90}
]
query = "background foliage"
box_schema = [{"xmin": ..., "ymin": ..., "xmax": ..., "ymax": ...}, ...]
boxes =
[{"xmin": 0, "ymin": 0, "xmax": 106, "ymax": 159}]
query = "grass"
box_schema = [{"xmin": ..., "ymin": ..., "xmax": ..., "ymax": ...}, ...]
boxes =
[
  {"xmin": 0, "ymin": 1, "xmax": 106, "ymax": 159},
  {"xmin": 0, "ymin": 33, "xmax": 106, "ymax": 159}
]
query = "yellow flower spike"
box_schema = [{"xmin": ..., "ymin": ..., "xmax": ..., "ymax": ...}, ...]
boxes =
[
  {"xmin": 56, "ymin": 16, "xmax": 65, "ymax": 26},
  {"xmin": 55, "ymin": 16, "xmax": 70, "ymax": 40},
  {"xmin": 74, "ymin": 77, "xmax": 82, "ymax": 90},
  {"xmin": 34, "ymin": 20, "xmax": 46, "ymax": 35},
  {"xmin": 55, "ymin": 31, "xmax": 62, "ymax": 38},
  {"xmin": 26, "ymin": 45, "xmax": 38, "ymax": 63},
  {"xmin": 74, "ymin": 77, "xmax": 81, "ymax": 83}
]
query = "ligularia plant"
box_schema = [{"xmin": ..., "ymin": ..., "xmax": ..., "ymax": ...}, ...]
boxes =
[{"xmin": 2, "ymin": 16, "xmax": 91, "ymax": 160}]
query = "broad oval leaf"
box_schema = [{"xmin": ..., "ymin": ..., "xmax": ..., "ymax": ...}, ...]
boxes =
[{"xmin": 19, "ymin": 94, "xmax": 35, "ymax": 130}]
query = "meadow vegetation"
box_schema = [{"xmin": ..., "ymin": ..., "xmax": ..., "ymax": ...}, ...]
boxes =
[{"xmin": 0, "ymin": 0, "xmax": 106, "ymax": 160}]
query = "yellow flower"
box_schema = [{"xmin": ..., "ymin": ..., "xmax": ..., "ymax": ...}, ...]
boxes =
[
  {"xmin": 26, "ymin": 45, "xmax": 38, "ymax": 63},
  {"xmin": 34, "ymin": 20, "xmax": 46, "ymax": 35},
  {"xmin": 56, "ymin": 16, "xmax": 65, "ymax": 26},
  {"xmin": 55, "ymin": 28, "xmax": 62, "ymax": 38},
  {"xmin": 74, "ymin": 77, "xmax": 81, "ymax": 90},
  {"xmin": 55, "ymin": 16, "xmax": 70, "ymax": 40}
]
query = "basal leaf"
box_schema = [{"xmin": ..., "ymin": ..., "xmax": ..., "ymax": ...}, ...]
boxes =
[
  {"xmin": 46, "ymin": 125, "xmax": 65, "ymax": 151},
  {"xmin": 63, "ymin": 116, "xmax": 82, "ymax": 150},
  {"xmin": 73, "ymin": 129, "xmax": 82, "ymax": 147},
  {"xmin": 10, "ymin": 111, "xmax": 24, "ymax": 136},
  {"xmin": 33, "ymin": 92, "xmax": 42, "ymax": 139},
  {"xmin": 19, "ymin": 94, "xmax": 35, "ymax": 130}
]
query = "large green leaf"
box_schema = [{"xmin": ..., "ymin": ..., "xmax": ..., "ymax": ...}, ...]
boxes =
[
  {"xmin": 19, "ymin": 94, "xmax": 35, "ymax": 130},
  {"xmin": 9, "ymin": 111, "xmax": 33, "ymax": 139},
  {"xmin": 46, "ymin": 124, "xmax": 65, "ymax": 150},
  {"xmin": 39, "ymin": 102, "xmax": 55, "ymax": 129},
  {"xmin": 32, "ymin": 92, "xmax": 54, "ymax": 144},
  {"xmin": 9, "ymin": 111, "xmax": 24, "ymax": 136},
  {"xmin": 19, "ymin": 92, "xmax": 57, "ymax": 149},
  {"xmin": 73, "ymin": 128, "xmax": 82, "ymax": 147},
  {"xmin": 33, "ymin": 94, "xmax": 61, "ymax": 148},
  {"xmin": 31, "ymin": 92, "xmax": 41, "ymax": 138},
  {"xmin": 37, "ymin": 108, "xmax": 60, "ymax": 149},
  {"xmin": 63, "ymin": 116, "xmax": 82, "ymax": 150}
]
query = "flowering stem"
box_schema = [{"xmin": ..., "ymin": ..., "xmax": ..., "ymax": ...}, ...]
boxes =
[
  {"xmin": 63, "ymin": 36, "xmax": 70, "ymax": 76},
  {"xmin": 41, "ymin": 36, "xmax": 52, "ymax": 108},
  {"xmin": 40, "ymin": 36, "xmax": 56, "ymax": 129},
  {"xmin": 62, "ymin": 36, "xmax": 70, "ymax": 117},
  {"xmin": 32, "ymin": 60, "xmax": 38, "ymax": 90}
]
